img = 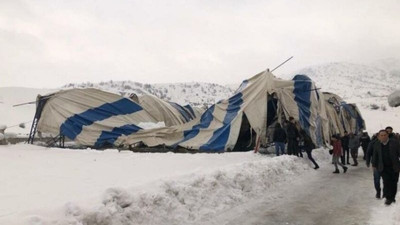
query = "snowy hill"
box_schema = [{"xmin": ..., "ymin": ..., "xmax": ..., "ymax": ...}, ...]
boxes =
[
  {"xmin": 278, "ymin": 60, "xmax": 400, "ymax": 133},
  {"xmin": 281, "ymin": 61, "xmax": 400, "ymax": 107},
  {"xmin": 1, "ymin": 59, "xmax": 400, "ymax": 136},
  {"xmin": 62, "ymin": 81, "xmax": 235, "ymax": 107}
]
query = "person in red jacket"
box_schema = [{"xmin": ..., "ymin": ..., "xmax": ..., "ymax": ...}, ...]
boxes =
[{"xmin": 331, "ymin": 135, "xmax": 348, "ymax": 174}]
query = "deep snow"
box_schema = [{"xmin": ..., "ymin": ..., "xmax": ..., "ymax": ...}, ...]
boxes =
[{"xmin": 1, "ymin": 145, "xmax": 399, "ymax": 225}]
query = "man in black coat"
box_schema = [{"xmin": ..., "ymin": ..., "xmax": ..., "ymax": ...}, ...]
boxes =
[
  {"xmin": 286, "ymin": 117, "xmax": 300, "ymax": 157},
  {"xmin": 371, "ymin": 130, "xmax": 400, "ymax": 205}
]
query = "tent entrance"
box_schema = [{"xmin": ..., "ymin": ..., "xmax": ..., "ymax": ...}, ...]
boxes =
[{"xmin": 231, "ymin": 113, "xmax": 256, "ymax": 151}]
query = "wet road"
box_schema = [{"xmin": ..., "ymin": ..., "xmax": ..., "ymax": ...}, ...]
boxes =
[{"xmin": 207, "ymin": 159, "xmax": 381, "ymax": 225}]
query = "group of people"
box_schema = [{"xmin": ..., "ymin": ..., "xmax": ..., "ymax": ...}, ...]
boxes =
[
  {"xmin": 272, "ymin": 117, "xmax": 319, "ymax": 170},
  {"xmin": 273, "ymin": 117, "xmax": 400, "ymax": 206},
  {"xmin": 330, "ymin": 131, "xmax": 370, "ymax": 173},
  {"xmin": 332, "ymin": 126, "xmax": 400, "ymax": 206}
]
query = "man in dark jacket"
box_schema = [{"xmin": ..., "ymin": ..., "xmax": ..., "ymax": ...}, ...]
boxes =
[
  {"xmin": 386, "ymin": 126, "xmax": 394, "ymax": 139},
  {"xmin": 349, "ymin": 132, "xmax": 360, "ymax": 166},
  {"xmin": 360, "ymin": 132, "xmax": 371, "ymax": 160},
  {"xmin": 366, "ymin": 134, "xmax": 382, "ymax": 198},
  {"xmin": 386, "ymin": 126, "xmax": 400, "ymax": 144},
  {"xmin": 341, "ymin": 131, "xmax": 350, "ymax": 164},
  {"xmin": 286, "ymin": 117, "xmax": 300, "ymax": 157},
  {"xmin": 273, "ymin": 123, "xmax": 286, "ymax": 156},
  {"xmin": 371, "ymin": 130, "xmax": 400, "ymax": 205}
]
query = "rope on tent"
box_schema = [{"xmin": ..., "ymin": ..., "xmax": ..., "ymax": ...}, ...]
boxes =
[
  {"xmin": 254, "ymin": 134, "xmax": 261, "ymax": 153},
  {"xmin": 13, "ymin": 95, "xmax": 53, "ymax": 107},
  {"xmin": 7, "ymin": 121, "xmax": 32, "ymax": 129}
]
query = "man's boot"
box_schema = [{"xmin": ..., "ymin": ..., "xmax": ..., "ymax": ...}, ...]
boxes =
[
  {"xmin": 333, "ymin": 169, "xmax": 340, "ymax": 173},
  {"xmin": 385, "ymin": 199, "xmax": 394, "ymax": 205},
  {"xmin": 376, "ymin": 189, "xmax": 381, "ymax": 199}
]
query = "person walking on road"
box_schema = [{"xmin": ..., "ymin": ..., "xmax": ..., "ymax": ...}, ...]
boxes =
[
  {"xmin": 341, "ymin": 131, "xmax": 350, "ymax": 164},
  {"xmin": 331, "ymin": 135, "xmax": 348, "ymax": 174},
  {"xmin": 300, "ymin": 130, "xmax": 319, "ymax": 169},
  {"xmin": 349, "ymin": 132, "xmax": 360, "ymax": 166},
  {"xmin": 371, "ymin": 129, "xmax": 400, "ymax": 205},
  {"xmin": 366, "ymin": 133, "xmax": 382, "ymax": 198}
]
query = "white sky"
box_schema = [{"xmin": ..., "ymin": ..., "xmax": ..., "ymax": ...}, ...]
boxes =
[{"xmin": 1, "ymin": 0, "xmax": 400, "ymax": 88}]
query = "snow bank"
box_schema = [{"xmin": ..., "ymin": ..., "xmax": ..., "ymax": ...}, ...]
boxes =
[{"xmin": 26, "ymin": 150, "xmax": 327, "ymax": 225}]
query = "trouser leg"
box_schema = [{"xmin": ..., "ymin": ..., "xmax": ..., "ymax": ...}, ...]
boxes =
[
  {"xmin": 281, "ymin": 143, "xmax": 286, "ymax": 155},
  {"xmin": 344, "ymin": 148, "xmax": 350, "ymax": 164},
  {"xmin": 373, "ymin": 168, "xmax": 381, "ymax": 193},
  {"xmin": 306, "ymin": 150, "xmax": 318, "ymax": 168},
  {"xmin": 288, "ymin": 139, "xmax": 296, "ymax": 155},
  {"xmin": 381, "ymin": 168, "xmax": 399, "ymax": 201},
  {"xmin": 275, "ymin": 142, "xmax": 280, "ymax": 156},
  {"xmin": 287, "ymin": 140, "xmax": 293, "ymax": 155},
  {"xmin": 333, "ymin": 156, "xmax": 344, "ymax": 170},
  {"xmin": 351, "ymin": 148, "xmax": 358, "ymax": 165},
  {"xmin": 341, "ymin": 153, "xmax": 345, "ymax": 164}
]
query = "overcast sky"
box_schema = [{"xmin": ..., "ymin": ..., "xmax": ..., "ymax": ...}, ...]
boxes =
[{"xmin": 1, "ymin": 0, "xmax": 400, "ymax": 88}]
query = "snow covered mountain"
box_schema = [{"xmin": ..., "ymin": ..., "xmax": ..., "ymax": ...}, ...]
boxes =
[
  {"xmin": 286, "ymin": 62, "xmax": 400, "ymax": 105},
  {"xmin": 62, "ymin": 81, "xmax": 235, "ymax": 107},
  {"xmin": 278, "ymin": 59, "xmax": 400, "ymax": 133},
  {"xmin": 1, "ymin": 59, "xmax": 400, "ymax": 136},
  {"xmin": 280, "ymin": 61, "xmax": 400, "ymax": 109}
]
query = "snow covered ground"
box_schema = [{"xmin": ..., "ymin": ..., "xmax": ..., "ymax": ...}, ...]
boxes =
[
  {"xmin": 1, "ymin": 144, "xmax": 399, "ymax": 225},
  {"xmin": 1, "ymin": 61, "xmax": 400, "ymax": 224}
]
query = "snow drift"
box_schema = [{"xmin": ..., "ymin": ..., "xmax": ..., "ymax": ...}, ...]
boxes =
[{"xmin": 21, "ymin": 149, "xmax": 329, "ymax": 225}]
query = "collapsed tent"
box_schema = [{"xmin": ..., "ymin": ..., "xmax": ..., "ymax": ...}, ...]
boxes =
[
  {"xmin": 114, "ymin": 72, "xmax": 333, "ymax": 151},
  {"xmin": 30, "ymin": 88, "xmax": 200, "ymax": 147},
  {"xmin": 30, "ymin": 71, "xmax": 365, "ymax": 152},
  {"xmin": 132, "ymin": 94, "xmax": 203, "ymax": 126},
  {"xmin": 323, "ymin": 92, "xmax": 365, "ymax": 136}
]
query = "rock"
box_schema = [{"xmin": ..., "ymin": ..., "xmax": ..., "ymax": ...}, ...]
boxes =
[{"xmin": 388, "ymin": 90, "xmax": 400, "ymax": 107}]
